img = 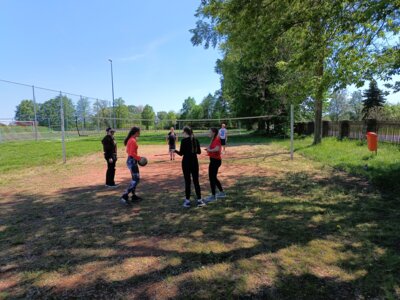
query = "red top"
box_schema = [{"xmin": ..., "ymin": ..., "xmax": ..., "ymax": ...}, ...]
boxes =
[
  {"xmin": 207, "ymin": 137, "xmax": 222, "ymax": 160},
  {"xmin": 126, "ymin": 137, "xmax": 141, "ymax": 161}
]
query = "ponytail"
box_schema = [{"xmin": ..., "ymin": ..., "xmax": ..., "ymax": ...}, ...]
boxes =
[
  {"xmin": 210, "ymin": 127, "xmax": 218, "ymax": 143},
  {"xmin": 183, "ymin": 126, "xmax": 198, "ymax": 154},
  {"xmin": 124, "ymin": 126, "xmax": 140, "ymax": 146}
]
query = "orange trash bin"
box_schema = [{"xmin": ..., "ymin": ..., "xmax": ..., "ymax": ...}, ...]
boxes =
[{"xmin": 366, "ymin": 132, "xmax": 378, "ymax": 154}]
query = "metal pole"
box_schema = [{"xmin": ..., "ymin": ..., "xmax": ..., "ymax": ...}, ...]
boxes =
[
  {"xmin": 109, "ymin": 59, "xmax": 116, "ymax": 129},
  {"xmin": 60, "ymin": 92, "xmax": 66, "ymax": 163},
  {"xmin": 32, "ymin": 86, "xmax": 38, "ymax": 141},
  {"xmin": 96, "ymin": 99, "xmax": 100, "ymax": 132},
  {"xmin": 290, "ymin": 104, "xmax": 294, "ymax": 161}
]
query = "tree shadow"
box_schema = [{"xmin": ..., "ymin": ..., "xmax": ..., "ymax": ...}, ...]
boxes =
[{"xmin": 1, "ymin": 166, "xmax": 399, "ymax": 298}]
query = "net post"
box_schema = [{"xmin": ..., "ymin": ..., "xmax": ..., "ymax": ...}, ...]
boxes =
[
  {"xmin": 32, "ymin": 86, "xmax": 38, "ymax": 141},
  {"xmin": 290, "ymin": 104, "xmax": 294, "ymax": 160},
  {"xmin": 60, "ymin": 92, "xmax": 66, "ymax": 163}
]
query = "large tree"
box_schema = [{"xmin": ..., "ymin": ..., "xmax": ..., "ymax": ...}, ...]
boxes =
[
  {"xmin": 179, "ymin": 97, "xmax": 197, "ymax": 120},
  {"xmin": 348, "ymin": 91, "xmax": 364, "ymax": 121},
  {"xmin": 38, "ymin": 96, "xmax": 75, "ymax": 130},
  {"xmin": 76, "ymin": 97, "xmax": 91, "ymax": 129},
  {"xmin": 114, "ymin": 98, "xmax": 130, "ymax": 128},
  {"xmin": 141, "ymin": 105, "xmax": 155, "ymax": 130},
  {"xmin": 15, "ymin": 100, "xmax": 39, "ymax": 121},
  {"xmin": 328, "ymin": 90, "xmax": 349, "ymax": 122},
  {"xmin": 192, "ymin": 0, "xmax": 400, "ymax": 144},
  {"xmin": 362, "ymin": 80, "xmax": 386, "ymax": 119}
]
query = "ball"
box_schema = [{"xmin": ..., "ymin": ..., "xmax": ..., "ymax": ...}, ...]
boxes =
[{"xmin": 138, "ymin": 157, "xmax": 148, "ymax": 166}]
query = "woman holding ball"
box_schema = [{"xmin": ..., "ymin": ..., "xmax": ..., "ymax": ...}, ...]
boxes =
[{"xmin": 120, "ymin": 126, "xmax": 145, "ymax": 205}]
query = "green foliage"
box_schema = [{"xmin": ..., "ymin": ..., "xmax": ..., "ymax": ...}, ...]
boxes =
[
  {"xmin": 192, "ymin": 0, "xmax": 400, "ymax": 144},
  {"xmin": 348, "ymin": 91, "xmax": 364, "ymax": 121},
  {"xmin": 14, "ymin": 99, "xmax": 38, "ymax": 121},
  {"xmin": 362, "ymin": 80, "xmax": 387, "ymax": 119},
  {"xmin": 141, "ymin": 104, "xmax": 155, "ymax": 129},
  {"xmin": 38, "ymin": 96, "xmax": 75, "ymax": 130},
  {"xmin": 327, "ymin": 90, "xmax": 349, "ymax": 121},
  {"xmin": 179, "ymin": 97, "xmax": 197, "ymax": 120},
  {"xmin": 75, "ymin": 97, "xmax": 91, "ymax": 128},
  {"xmin": 114, "ymin": 98, "xmax": 130, "ymax": 128}
]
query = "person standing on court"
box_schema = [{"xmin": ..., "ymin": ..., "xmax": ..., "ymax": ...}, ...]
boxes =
[
  {"xmin": 120, "ymin": 126, "xmax": 142, "ymax": 205},
  {"xmin": 102, "ymin": 127, "xmax": 118, "ymax": 187},
  {"xmin": 205, "ymin": 128, "xmax": 226, "ymax": 203},
  {"xmin": 219, "ymin": 123, "xmax": 228, "ymax": 153},
  {"xmin": 175, "ymin": 126, "xmax": 206, "ymax": 208},
  {"xmin": 166, "ymin": 127, "xmax": 178, "ymax": 161}
]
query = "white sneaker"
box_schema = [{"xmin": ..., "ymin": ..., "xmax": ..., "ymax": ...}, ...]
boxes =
[
  {"xmin": 182, "ymin": 199, "xmax": 191, "ymax": 208},
  {"xmin": 216, "ymin": 192, "xmax": 226, "ymax": 198},
  {"xmin": 197, "ymin": 199, "xmax": 206, "ymax": 207},
  {"xmin": 204, "ymin": 195, "xmax": 216, "ymax": 203}
]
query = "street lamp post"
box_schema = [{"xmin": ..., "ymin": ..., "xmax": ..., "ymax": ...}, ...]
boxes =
[{"xmin": 108, "ymin": 59, "xmax": 116, "ymax": 128}]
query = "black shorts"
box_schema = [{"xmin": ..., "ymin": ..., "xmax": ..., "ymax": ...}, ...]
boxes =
[{"xmin": 220, "ymin": 139, "xmax": 226, "ymax": 146}]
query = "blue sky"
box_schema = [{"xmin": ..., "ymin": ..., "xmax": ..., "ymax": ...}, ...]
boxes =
[
  {"xmin": 0, "ymin": 0, "xmax": 222, "ymax": 119},
  {"xmin": 0, "ymin": 0, "xmax": 398, "ymax": 119}
]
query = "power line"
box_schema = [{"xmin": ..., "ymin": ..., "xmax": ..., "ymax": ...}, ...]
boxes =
[{"xmin": 0, "ymin": 78, "xmax": 109, "ymax": 102}]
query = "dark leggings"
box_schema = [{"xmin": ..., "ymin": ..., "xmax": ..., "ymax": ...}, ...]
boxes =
[
  {"xmin": 182, "ymin": 160, "xmax": 201, "ymax": 200},
  {"xmin": 105, "ymin": 157, "xmax": 116, "ymax": 185},
  {"xmin": 209, "ymin": 158, "xmax": 223, "ymax": 195},
  {"xmin": 123, "ymin": 157, "xmax": 140, "ymax": 197}
]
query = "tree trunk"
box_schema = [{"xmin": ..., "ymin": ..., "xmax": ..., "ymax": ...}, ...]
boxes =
[{"xmin": 313, "ymin": 57, "xmax": 324, "ymax": 145}]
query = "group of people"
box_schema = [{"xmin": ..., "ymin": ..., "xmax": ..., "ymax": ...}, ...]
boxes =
[{"xmin": 101, "ymin": 124, "xmax": 228, "ymax": 207}]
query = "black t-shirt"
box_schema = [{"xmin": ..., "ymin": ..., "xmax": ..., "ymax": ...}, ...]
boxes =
[
  {"xmin": 175, "ymin": 137, "xmax": 201, "ymax": 162},
  {"xmin": 168, "ymin": 132, "xmax": 176, "ymax": 145},
  {"xmin": 102, "ymin": 135, "xmax": 117, "ymax": 159}
]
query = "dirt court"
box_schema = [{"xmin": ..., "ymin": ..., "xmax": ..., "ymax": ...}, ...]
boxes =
[
  {"xmin": 1, "ymin": 144, "xmax": 291, "ymax": 298},
  {"xmin": 2, "ymin": 143, "xmax": 377, "ymax": 299}
]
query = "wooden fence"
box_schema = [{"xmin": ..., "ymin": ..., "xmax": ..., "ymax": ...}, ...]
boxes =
[{"xmin": 295, "ymin": 119, "xmax": 400, "ymax": 144}]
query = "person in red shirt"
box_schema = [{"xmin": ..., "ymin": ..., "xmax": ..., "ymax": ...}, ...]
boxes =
[
  {"xmin": 204, "ymin": 127, "xmax": 226, "ymax": 203},
  {"xmin": 120, "ymin": 126, "xmax": 142, "ymax": 205}
]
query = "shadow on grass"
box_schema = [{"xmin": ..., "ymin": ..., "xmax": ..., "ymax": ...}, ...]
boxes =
[{"xmin": 1, "ymin": 169, "xmax": 399, "ymax": 298}]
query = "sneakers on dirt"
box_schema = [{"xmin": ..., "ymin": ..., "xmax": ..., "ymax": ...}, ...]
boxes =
[
  {"xmin": 120, "ymin": 194, "xmax": 131, "ymax": 206},
  {"xmin": 204, "ymin": 195, "xmax": 216, "ymax": 203},
  {"xmin": 197, "ymin": 199, "xmax": 206, "ymax": 207},
  {"xmin": 131, "ymin": 194, "xmax": 143, "ymax": 201},
  {"xmin": 182, "ymin": 199, "xmax": 191, "ymax": 208},
  {"xmin": 216, "ymin": 192, "xmax": 226, "ymax": 198}
]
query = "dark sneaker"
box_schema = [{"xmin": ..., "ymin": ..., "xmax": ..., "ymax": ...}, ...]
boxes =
[
  {"xmin": 197, "ymin": 199, "xmax": 206, "ymax": 207},
  {"xmin": 106, "ymin": 184, "xmax": 119, "ymax": 188},
  {"xmin": 120, "ymin": 194, "xmax": 131, "ymax": 206},
  {"xmin": 182, "ymin": 199, "xmax": 191, "ymax": 208},
  {"xmin": 131, "ymin": 194, "xmax": 143, "ymax": 201}
]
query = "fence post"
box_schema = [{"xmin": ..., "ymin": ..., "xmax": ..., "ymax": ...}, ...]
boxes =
[
  {"xmin": 60, "ymin": 92, "xmax": 66, "ymax": 164},
  {"xmin": 290, "ymin": 104, "xmax": 294, "ymax": 160},
  {"xmin": 32, "ymin": 86, "xmax": 38, "ymax": 141}
]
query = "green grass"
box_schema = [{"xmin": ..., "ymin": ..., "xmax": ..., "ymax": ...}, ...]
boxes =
[
  {"xmin": 0, "ymin": 131, "xmax": 269, "ymax": 174},
  {"xmin": 277, "ymin": 137, "xmax": 400, "ymax": 194}
]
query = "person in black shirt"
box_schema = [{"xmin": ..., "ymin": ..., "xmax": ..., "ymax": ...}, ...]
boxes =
[
  {"xmin": 102, "ymin": 127, "xmax": 118, "ymax": 187},
  {"xmin": 166, "ymin": 127, "xmax": 177, "ymax": 161},
  {"xmin": 175, "ymin": 126, "xmax": 205, "ymax": 208}
]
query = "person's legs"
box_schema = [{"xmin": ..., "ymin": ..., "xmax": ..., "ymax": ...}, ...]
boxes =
[
  {"xmin": 106, "ymin": 159, "xmax": 115, "ymax": 185},
  {"xmin": 191, "ymin": 162, "xmax": 202, "ymax": 200},
  {"xmin": 121, "ymin": 157, "xmax": 140, "ymax": 201},
  {"xmin": 182, "ymin": 163, "xmax": 191, "ymax": 200},
  {"xmin": 209, "ymin": 160, "xmax": 217, "ymax": 196},
  {"xmin": 214, "ymin": 159, "xmax": 223, "ymax": 192}
]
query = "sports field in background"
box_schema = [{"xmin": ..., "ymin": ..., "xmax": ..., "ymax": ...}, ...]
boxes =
[{"xmin": 1, "ymin": 134, "xmax": 399, "ymax": 299}]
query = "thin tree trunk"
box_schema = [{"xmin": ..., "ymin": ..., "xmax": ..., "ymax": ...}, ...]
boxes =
[{"xmin": 313, "ymin": 57, "xmax": 324, "ymax": 145}]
